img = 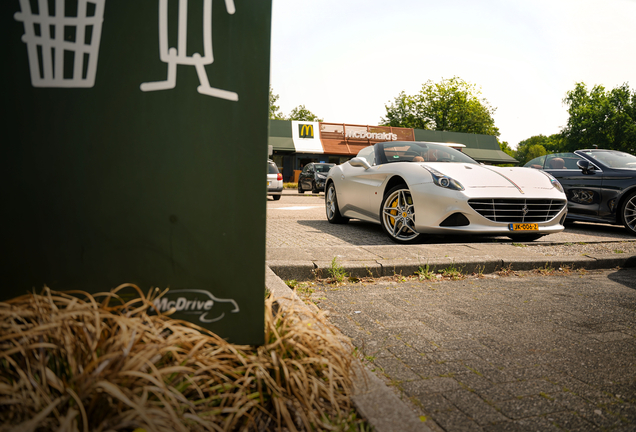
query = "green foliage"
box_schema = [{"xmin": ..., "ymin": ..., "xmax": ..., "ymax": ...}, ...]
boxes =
[
  {"xmin": 497, "ymin": 140, "xmax": 518, "ymax": 166},
  {"xmin": 416, "ymin": 264, "xmax": 435, "ymax": 280},
  {"xmin": 285, "ymin": 279, "xmax": 298, "ymax": 288},
  {"xmin": 287, "ymin": 104, "xmax": 323, "ymax": 122},
  {"xmin": 269, "ymin": 85, "xmax": 284, "ymax": 120},
  {"xmin": 514, "ymin": 134, "xmax": 562, "ymax": 165},
  {"xmin": 381, "ymin": 77, "xmax": 500, "ymax": 137},
  {"xmin": 269, "ymin": 86, "xmax": 323, "ymax": 122},
  {"xmin": 381, "ymin": 91, "xmax": 428, "ymax": 129},
  {"xmin": 499, "ymin": 140, "xmax": 515, "ymax": 158},
  {"xmin": 439, "ymin": 264, "xmax": 463, "ymax": 280},
  {"xmin": 295, "ymin": 283, "xmax": 316, "ymax": 300},
  {"xmin": 561, "ymin": 82, "xmax": 636, "ymax": 152},
  {"xmin": 328, "ymin": 257, "xmax": 348, "ymax": 283}
]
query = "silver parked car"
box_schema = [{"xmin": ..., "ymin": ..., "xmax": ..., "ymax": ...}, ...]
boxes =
[
  {"xmin": 267, "ymin": 160, "xmax": 283, "ymax": 200},
  {"xmin": 325, "ymin": 141, "xmax": 567, "ymax": 243}
]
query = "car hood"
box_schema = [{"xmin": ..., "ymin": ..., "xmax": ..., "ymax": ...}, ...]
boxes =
[{"xmin": 423, "ymin": 163, "xmax": 554, "ymax": 190}]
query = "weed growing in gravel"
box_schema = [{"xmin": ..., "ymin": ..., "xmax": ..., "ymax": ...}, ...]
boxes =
[
  {"xmin": 328, "ymin": 257, "xmax": 348, "ymax": 283},
  {"xmin": 473, "ymin": 265, "xmax": 486, "ymax": 278},
  {"xmin": 295, "ymin": 283, "xmax": 316, "ymax": 301},
  {"xmin": 285, "ymin": 279, "xmax": 298, "ymax": 288},
  {"xmin": 416, "ymin": 264, "xmax": 435, "ymax": 280},
  {"xmin": 535, "ymin": 262, "xmax": 556, "ymax": 275},
  {"xmin": 286, "ymin": 279, "xmax": 318, "ymax": 303},
  {"xmin": 497, "ymin": 264, "xmax": 517, "ymax": 276},
  {"xmin": 439, "ymin": 264, "xmax": 464, "ymax": 280},
  {"xmin": 392, "ymin": 271, "xmax": 408, "ymax": 282}
]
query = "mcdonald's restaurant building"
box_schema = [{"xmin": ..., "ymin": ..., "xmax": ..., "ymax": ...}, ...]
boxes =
[{"xmin": 268, "ymin": 119, "xmax": 518, "ymax": 183}]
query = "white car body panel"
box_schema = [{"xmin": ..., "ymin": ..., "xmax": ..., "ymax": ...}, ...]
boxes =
[{"xmin": 326, "ymin": 142, "xmax": 567, "ymax": 238}]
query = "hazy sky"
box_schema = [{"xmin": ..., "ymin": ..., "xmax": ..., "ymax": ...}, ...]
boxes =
[{"xmin": 270, "ymin": 0, "xmax": 636, "ymax": 148}]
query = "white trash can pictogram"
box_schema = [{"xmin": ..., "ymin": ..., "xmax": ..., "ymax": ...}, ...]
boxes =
[{"xmin": 14, "ymin": 0, "xmax": 106, "ymax": 88}]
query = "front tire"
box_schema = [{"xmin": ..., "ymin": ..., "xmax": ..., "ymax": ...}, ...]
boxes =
[
  {"xmin": 380, "ymin": 185, "xmax": 420, "ymax": 244},
  {"xmin": 298, "ymin": 182, "xmax": 305, "ymax": 194},
  {"xmin": 272, "ymin": 194, "xmax": 281, "ymax": 201},
  {"xmin": 621, "ymin": 191, "xmax": 636, "ymax": 235},
  {"xmin": 325, "ymin": 182, "xmax": 349, "ymax": 224}
]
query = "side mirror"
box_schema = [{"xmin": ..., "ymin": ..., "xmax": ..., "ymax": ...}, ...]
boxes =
[
  {"xmin": 349, "ymin": 157, "xmax": 371, "ymax": 169},
  {"xmin": 577, "ymin": 159, "xmax": 596, "ymax": 173}
]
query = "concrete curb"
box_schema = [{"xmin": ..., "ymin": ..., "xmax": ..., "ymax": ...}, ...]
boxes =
[
  {"xmin": 265, "ymin": 266, "xmax": 433, "ymax": 432},
  {"xmin": 268, "ymin": 254, "xmax": 636, "ymax": 282}
]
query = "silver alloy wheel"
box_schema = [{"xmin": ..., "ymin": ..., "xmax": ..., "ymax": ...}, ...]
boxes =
[
  {"xmin": 325, "ymin": 182, "xmax": 349, "ymax": 224},
  {"xmin": 382, "ymin": 188, "xmax": 419, "ymax": 242},
  {"xmin": 326, "ymin": 184, "xmax": 337, "ymax": 220},
  {"xmin": 623, "ymin": 192, "xmax": 636, "ymax": 234}
]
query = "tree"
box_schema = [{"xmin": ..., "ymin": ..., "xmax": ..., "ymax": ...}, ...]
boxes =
[
  {"xmin": 514, "ymin": 135, "xmax": 563, "ymax": 165},
  {"xmin": 496, "ymin": 140, "xmax": 518, "ymax": 167},
  {"xmin": 287, "ymin": 105, "xmax": 323, "ymax": 122},
  {"xmin": 381, "ymin": 77, "xmax": 500, "ymax": 136},
  {"xmin": 562, "ymin": 82, "xmax": 636, "ymax": 152},
  {"xmin": 499, "ymin": 140, "xmax": 515, "ymax": 158},
  {"xmin": 269, "ymin": 85, "xmax": 284, "ymax": 120},
  {"xmin": 269, "ymin": 86, "xmax": 323, "ymax": 121},
  {"xmin": 381, "ymin": 91, "xmax": 428, "ymax": 129}
]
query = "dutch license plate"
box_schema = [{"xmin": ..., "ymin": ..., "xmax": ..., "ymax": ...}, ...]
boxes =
[
  {"xmin": 267, "ymin": 181, "xmax": 270, "ymax": 186},
  {"xmin": 509, "ymin": 223, "xmax": 538, "ymax": 231}
]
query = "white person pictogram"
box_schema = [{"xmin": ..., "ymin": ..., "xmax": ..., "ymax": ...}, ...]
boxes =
[{"xmin": 140, "ymin": 0, "xmax": 238, "ymax": 101}]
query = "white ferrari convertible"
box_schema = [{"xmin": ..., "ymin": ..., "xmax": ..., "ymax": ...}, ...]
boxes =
[{"xmin": 325, "ymin": 141, "xmax": 567, "ymax": 243}]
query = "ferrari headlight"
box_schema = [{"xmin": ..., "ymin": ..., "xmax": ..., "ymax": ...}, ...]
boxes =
[
  {"xmin": 542, "ymin": 172, "xmax": 564, "ymax": 193},
  {"xmin": 422, "ymin": 166, "xmax": 464, "ymax": 191}
]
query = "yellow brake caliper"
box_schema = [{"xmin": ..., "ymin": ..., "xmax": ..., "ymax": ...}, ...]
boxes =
[{"xmin": 390, "ymin": 197, "xmax": 398, "ymax": 227}]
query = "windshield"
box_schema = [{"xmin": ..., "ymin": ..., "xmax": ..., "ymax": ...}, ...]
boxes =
[
  {"xmin": 377, "ymin": 142, "xmax": 478, "ymax": 165},
  {"xmin": 580, "ymin": 150, "xmax": 636, "ymax": 169},
  {"xmin": 267, "ymin": 162, "xmax": 279, "ymax": 174},
  {"xmin": 314, "ymin": 163, "xmax": 335, "ymax": 173}
]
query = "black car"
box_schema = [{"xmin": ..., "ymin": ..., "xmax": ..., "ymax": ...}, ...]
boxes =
[
  {"xmin": 525, "ymin": 149, "xmax": 636, "ymax": 234},
  {"xmin": 297, "ymin": 162, "xmax": 335, "ymax": 194}
]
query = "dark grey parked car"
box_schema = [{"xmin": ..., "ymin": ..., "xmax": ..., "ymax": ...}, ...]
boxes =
[
  {"xmin": 298, "ymin": 162, "xmax": 335, "ymax": 194},
  {"xmin": 525, "ymin": 149, "xmax": 636, "ymax": 234}
]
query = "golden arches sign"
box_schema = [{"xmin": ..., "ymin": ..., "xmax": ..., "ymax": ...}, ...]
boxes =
[{"xmin": 298, "ymin": 123, "xmax": 314, "ymax": 139}]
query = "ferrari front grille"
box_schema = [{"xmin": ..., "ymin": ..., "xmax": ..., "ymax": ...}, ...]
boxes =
[{"xmin": 468, "ymin": 199, "xmax": 567, "ymax": 223}]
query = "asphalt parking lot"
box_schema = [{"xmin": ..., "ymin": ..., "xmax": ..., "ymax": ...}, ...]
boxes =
[{"xmin": 309, "ymin": 268, "xmax": 636, "ymax": 431}]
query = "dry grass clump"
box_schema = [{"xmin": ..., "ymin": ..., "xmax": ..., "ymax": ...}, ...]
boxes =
[{"xmin": 0, "ymin": 284, "xmax": 357, "ymax": 431}]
